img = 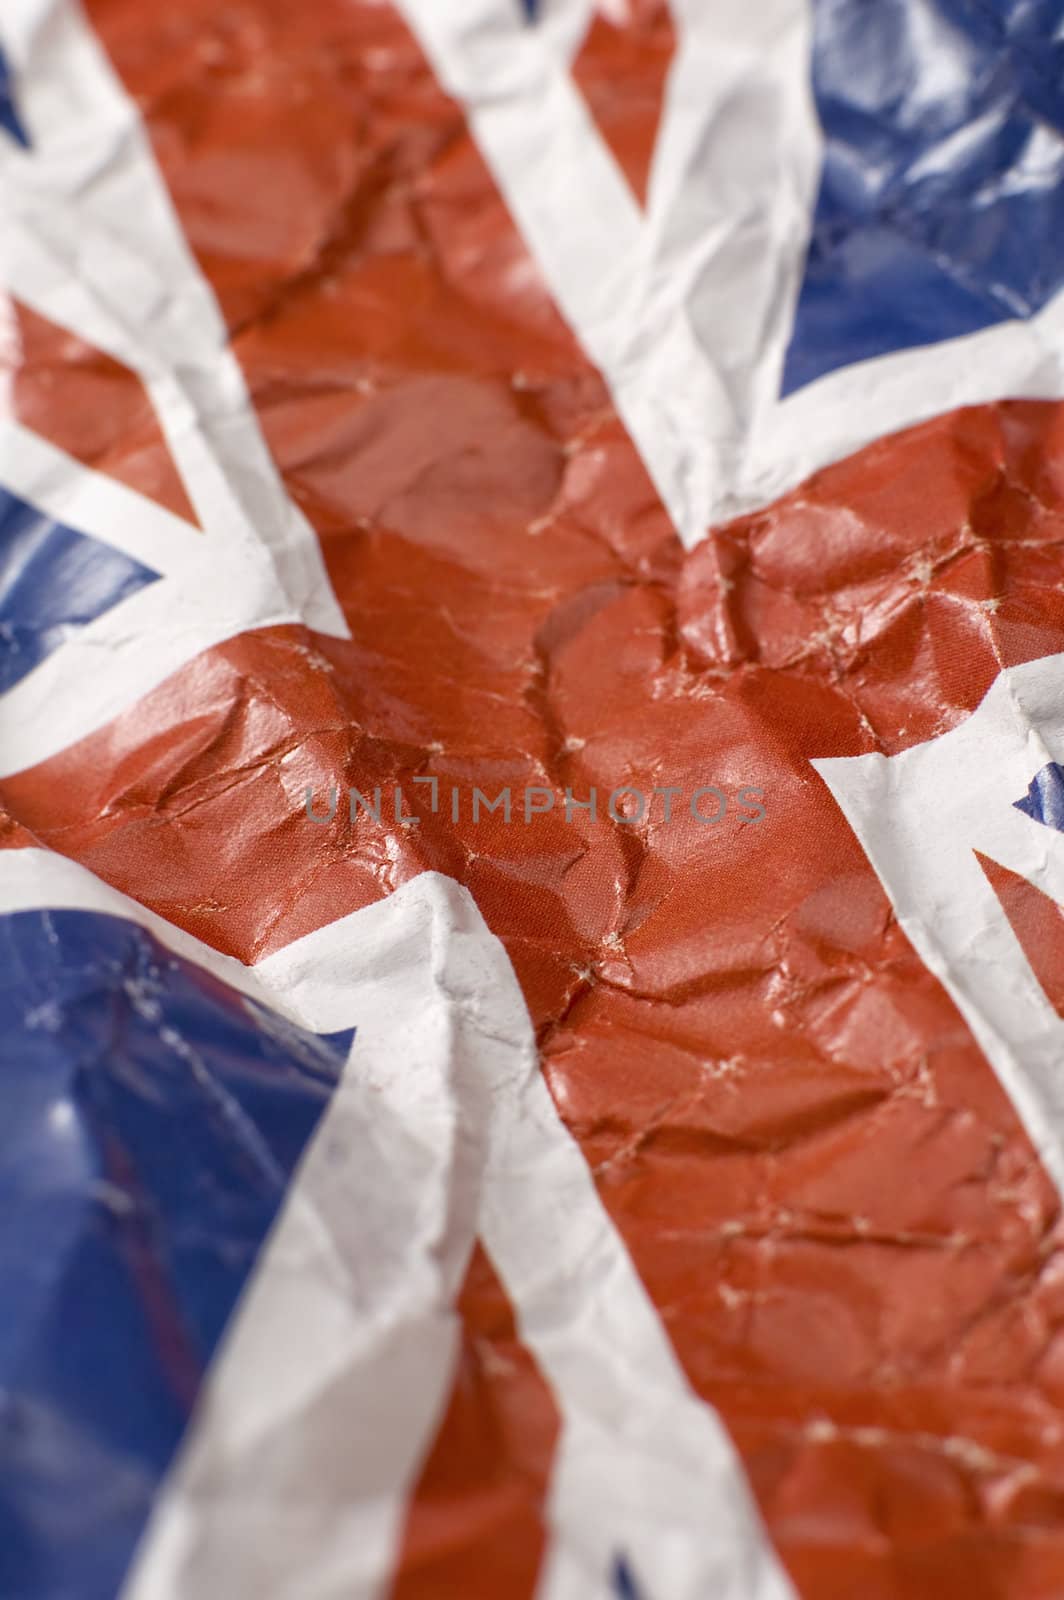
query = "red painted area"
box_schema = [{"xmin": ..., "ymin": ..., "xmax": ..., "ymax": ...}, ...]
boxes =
[
  {"xmin": 6, "ymin": 1, "xmax": 1064, "ymax": 1592},
  {"xmin": 391, "ymin": 1246, "xmax": 560, "ymax": 1600},
  {"xmin": 2, "ymin": 298, "xmax": 197, "ymax": 524},
  {"xmin": 979, "ymin": 853, "xmax": 1064, "ymax": 1019},
  {"xmin": 572, "ymin": 2, "xmax": 675, "ymax": 207}
]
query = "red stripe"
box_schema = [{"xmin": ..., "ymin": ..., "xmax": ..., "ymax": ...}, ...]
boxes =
[
  {"xmin": 571, "ymin": 1, "xmax": 675, "ymax": 208},
  {"xmin": 5, "ymin": 298, "xmax": 197, "ymax": 523},
  {"xmin": 979, "ymin": 853, "xmax": 1064, "ymax": 1020},
  {"xmin": 390, "ymin": 1244, "xmax": 560, "ymax": 1600}
]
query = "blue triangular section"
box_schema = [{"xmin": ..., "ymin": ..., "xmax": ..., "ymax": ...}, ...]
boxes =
[
  {"xmin": 1014, "ymin": 762, "xmax": 1064, "ymax": 833},
  {"xmin": 0, "ymin": 908, "xmax": 353, "ymax": 1600},
  {"xmin": 0, "ymin": 46, "xmax": 30, "ymax": 148},
  {"xmin": 324, "ymin": 1025, "xmax": 356, "ymax": 1053},
  {"xmin": 613, "ymin": 1553, "xmax": 647, "ymax": 1600},
  {"xmin": 0, "ymin": 486, "xmax": 160, "ymax": 692},
  {"xmin": 520, "ymin": 0, "xmax": 539, "ymax": 18}
]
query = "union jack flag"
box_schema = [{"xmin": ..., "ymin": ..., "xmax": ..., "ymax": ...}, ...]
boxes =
[{"xmin": 1, "ymin": 3, "xmax": 1064, "ymax": 1598}]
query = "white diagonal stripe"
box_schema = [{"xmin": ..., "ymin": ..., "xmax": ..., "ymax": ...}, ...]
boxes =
[{"xmin": 814, "ymin": 651, "xmax": 1064, "ymax": 1201}]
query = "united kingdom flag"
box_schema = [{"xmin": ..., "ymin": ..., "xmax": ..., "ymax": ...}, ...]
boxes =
[{"xmin": 2, "ymin": 3, "xmax": 1064, "ymax": 1598}]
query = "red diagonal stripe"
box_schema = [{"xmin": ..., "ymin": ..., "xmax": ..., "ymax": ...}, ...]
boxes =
[{"xmin": 4, "ymin": 298, "xmax": 197, "ymax": 524}]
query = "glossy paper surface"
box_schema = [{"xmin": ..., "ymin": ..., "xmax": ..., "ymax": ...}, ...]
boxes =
[{"xmin": 2, "ymin": 3, "xmax": 1064, "ymax": 1598}]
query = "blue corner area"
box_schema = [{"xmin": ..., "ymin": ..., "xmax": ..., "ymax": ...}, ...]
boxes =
[
  {"xmin": 0, "ymin": 489, "xmax": 162, "ymax": 693},
  {"xmin": 0, "ymin": 908, "xmax": 353, "ymax": 1600},
  {"xmin": 1015, "ymin": 761, "xmax": 1064, "ymax": 832},
  {"xmin": 782, "ymin": 0, "xmax": 1064, "ymax": 394}
]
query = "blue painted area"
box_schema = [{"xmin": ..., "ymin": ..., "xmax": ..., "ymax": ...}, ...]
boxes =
[
  {"xmin": 613, "ymin": 1553, "xmax": 646, "ymax": 1600},
  {"xmin": 782, "ymin": 0, "xmax": 1064, "ymax": 394},
  {"xmin": 0, "ymin": 488, "xmax": 160, "ymax": 693},
  {"xmin": 521, "ymin": 0, "xmax": 539, "ymax": 17},
  {"xmin": 0, "ymin": 45, "xmax": 29, "ymax": 148},
  {"xmin": 0, "ymin": 909, "xmax": 352, "ymax": 1600},
  {"xmin": 1014, "ymin": 761, "xmax": 1064, "ymax": 831}
]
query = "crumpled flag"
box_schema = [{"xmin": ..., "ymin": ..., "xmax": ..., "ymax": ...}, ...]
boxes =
[{"xmin": 2, "ymin": 2, "xmax": 1064, "ymax": 1598}]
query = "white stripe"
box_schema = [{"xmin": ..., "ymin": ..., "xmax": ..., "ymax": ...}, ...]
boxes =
[
  {"xmin": 814, "ymin": 652, "xmax": 1064, "ymax": 1201},
  {"xmin": 743, "ymin": 288, "xmax": 1064, "ymax": 515},
  {"xmin": 644, "ymin": 0, "xmax": 821, "ymax": 509},
  {"xmin": 0, "ymin": 0, "xmax": 348, "ymax": 638}
]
